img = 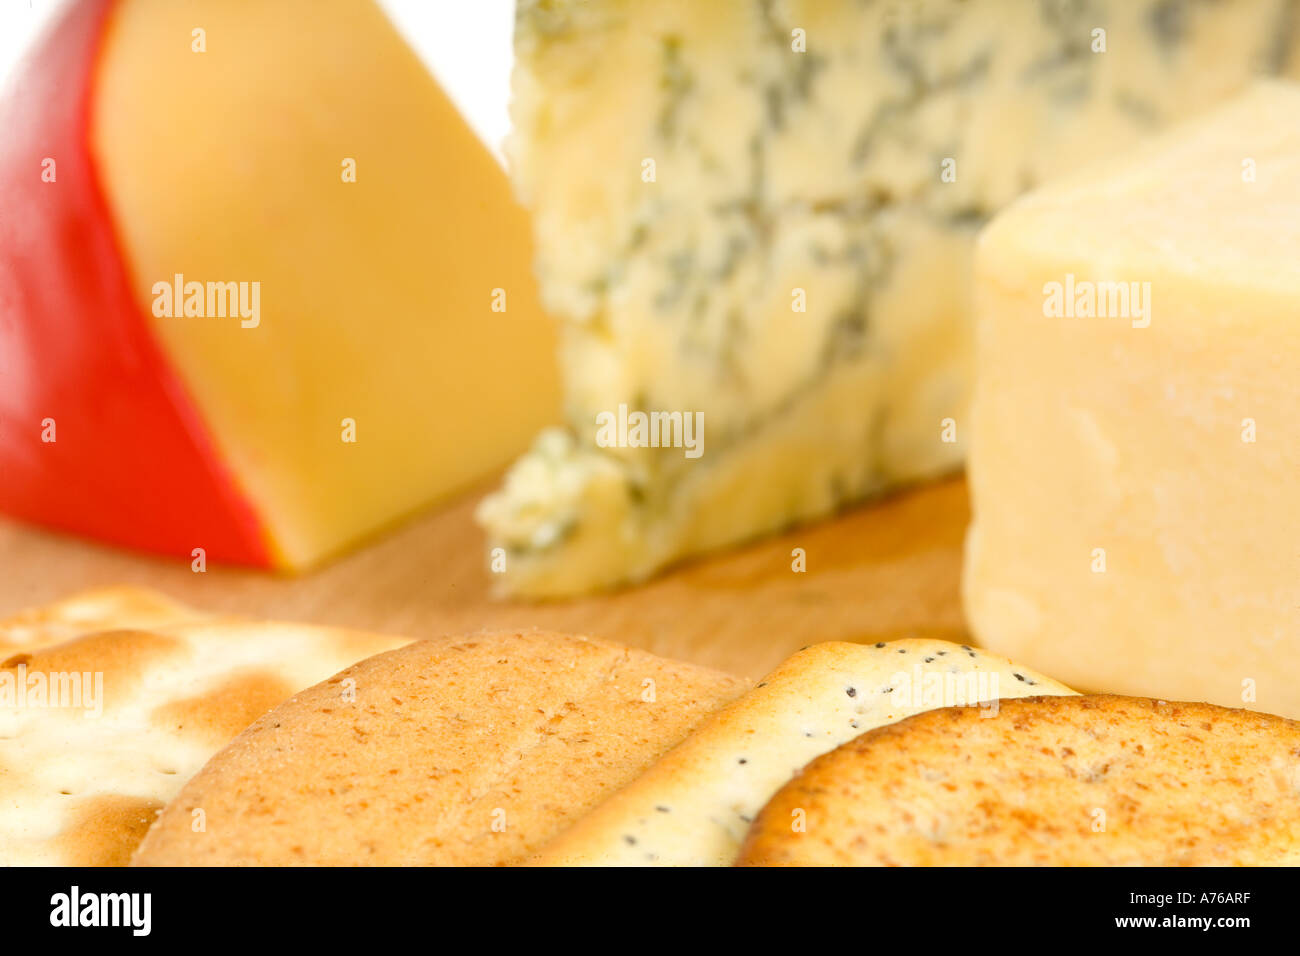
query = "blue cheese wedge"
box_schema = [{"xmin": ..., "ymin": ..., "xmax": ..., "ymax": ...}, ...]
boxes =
[{"xmin": 480, "ymin": 0, "xmax": 1300, "ymax": 596}]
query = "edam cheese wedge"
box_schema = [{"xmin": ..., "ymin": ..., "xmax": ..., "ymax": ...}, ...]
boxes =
[
  {"xmin": 737, "ymin": 696, "xmax": 1300, "ymax": 866},
  {"xmin": 131, "ymin": 632, "xmax": 747, "ymax": 866},
  {"xmin": 528, "ymin": 640, "xmax": 1074, "ymax": 866},
  {"xmin": 964, "ymin": 81, "xmax": 1300, "ymax": 716},
  {"xmin": 0, "ymin": 590, "xmax": 409, "ymax": 865},
  {"xmin": 0, "ymin": 0, "xmax": 557, "ymax": 568}
]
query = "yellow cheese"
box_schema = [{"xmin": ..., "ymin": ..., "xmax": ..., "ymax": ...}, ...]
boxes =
[
  {"xmin": 92, "ymin": 0, "xmax": 559, "ymax": 567},
  {"xmin": 965, "ymin": 81, "xmax": 1300, "ymax": 716}
]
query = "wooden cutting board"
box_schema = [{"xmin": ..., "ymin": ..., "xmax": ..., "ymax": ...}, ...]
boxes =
[{"xmin": 0, "ymin": 477, "xmax": 969, "ymax": 679}]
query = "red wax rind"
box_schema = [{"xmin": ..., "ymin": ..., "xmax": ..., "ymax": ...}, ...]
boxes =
[{"xmin": 0, "ymin": 0, "xmax": 271, "ymax": 565}]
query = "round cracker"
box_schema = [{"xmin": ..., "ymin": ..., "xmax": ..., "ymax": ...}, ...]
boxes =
[
  {"xmin": 0, "ymin": 586, "xmax": 202, "ymax": 652},
  {"xmin": 132, "ymin": 630, "xmax": 747, "ymax": 866},
  {"xmin": 532, "ymin": 639, "xmax": 1074, "ymax": 866},
  {"xmin": 737, "ymin": 695, "xmax": 1300, "ymax": 866},
  {"xmin": 1, "ymin": 607, "xmax": 408, "ymax": 865}
]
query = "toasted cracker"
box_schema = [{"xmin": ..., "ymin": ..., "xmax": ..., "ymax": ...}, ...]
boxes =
[
  {"xmin": 131, "ymin": 630, "xmax": 748, "ymax": 866},
  {"xmin": 0, "ymin": 586, "xmax": 203, "ymax": 651},
  {"xmin": 0, "ymin": 590, "xmax": 409, "ymax": 865},
  {"xmin": 529, "ymin": 639, "xmax": 1075, "ymax": 865},
  {"xmin": 737, "ymin": 695, "xmax": 1300, "ymax": 866}
]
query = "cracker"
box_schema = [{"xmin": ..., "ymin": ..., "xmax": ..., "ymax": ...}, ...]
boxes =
[
  {"xmin": 530, "ymin": 639, "xmax": 1074, "ymax": 865},
  {"xmin": 0, "ymin": 590, "xmax": 409, "ymax": 865},
  {"xmin": 131, "ymin": 630, "xmax": 748, "ymax": 866},
  {"xmin": 0, "ymin": 586, "xmax": 203, "ymax": 651},
  {"xmin": 737, "ymin": 695, "xmax": 1300, "ymax": 866}
]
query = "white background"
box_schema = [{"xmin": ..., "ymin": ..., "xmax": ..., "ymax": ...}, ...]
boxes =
[{"xmin": 0, "ymin": 0, "xmax": 516, "ymax": 159}]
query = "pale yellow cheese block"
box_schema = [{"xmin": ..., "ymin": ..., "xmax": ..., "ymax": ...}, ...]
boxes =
[
  {"xmin": 964, "ymin": 81, "xmax": 1300, "ymax": 715},
  {"xmin": 528, "ymin": 639, "xmax": 1074, "ymax": 866}
]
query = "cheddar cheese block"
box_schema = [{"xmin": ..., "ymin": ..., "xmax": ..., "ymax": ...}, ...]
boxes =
[
  {"xmin": 478, "ymin": 0, "xmax": 1300, "ymax": 596},
  {"xmin": 737, "ymin": 696, "xmax": 1300, "ymax": 866},
  {"xmin": 530, "ymin": 639, "xmax": 1074, "ymax": 866},
  {"xmin": 964, "ymin": 81, "xmax": 1300, "ymax": 716},
  {"xmin": 0, "ymin": 589, "xmax": 409, "ymax": 865},
  {"xmin": 131, "ymin": 632, "xmax": 747, "ymax": 866},
  {"xmin": 0, "ymin": 0, "xmax": 558, "ymax": 568}
]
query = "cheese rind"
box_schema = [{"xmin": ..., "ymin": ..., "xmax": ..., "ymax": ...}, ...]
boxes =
[
  {"xmin": 964, "ymin": 81, "xmax": 1300, "ymax": 716},
  {"xmin": 482, "ymin": 0, "xmax": 1300, "ymax": 595},
  {"xmin": 0, "ymin": 0, "xmax": 270, "ymax": 564}
]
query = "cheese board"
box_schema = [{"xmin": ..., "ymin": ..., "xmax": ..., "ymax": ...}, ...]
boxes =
[{"xmin": 0, "ymin": 476, "xmax": 968, "ymax": 680}]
